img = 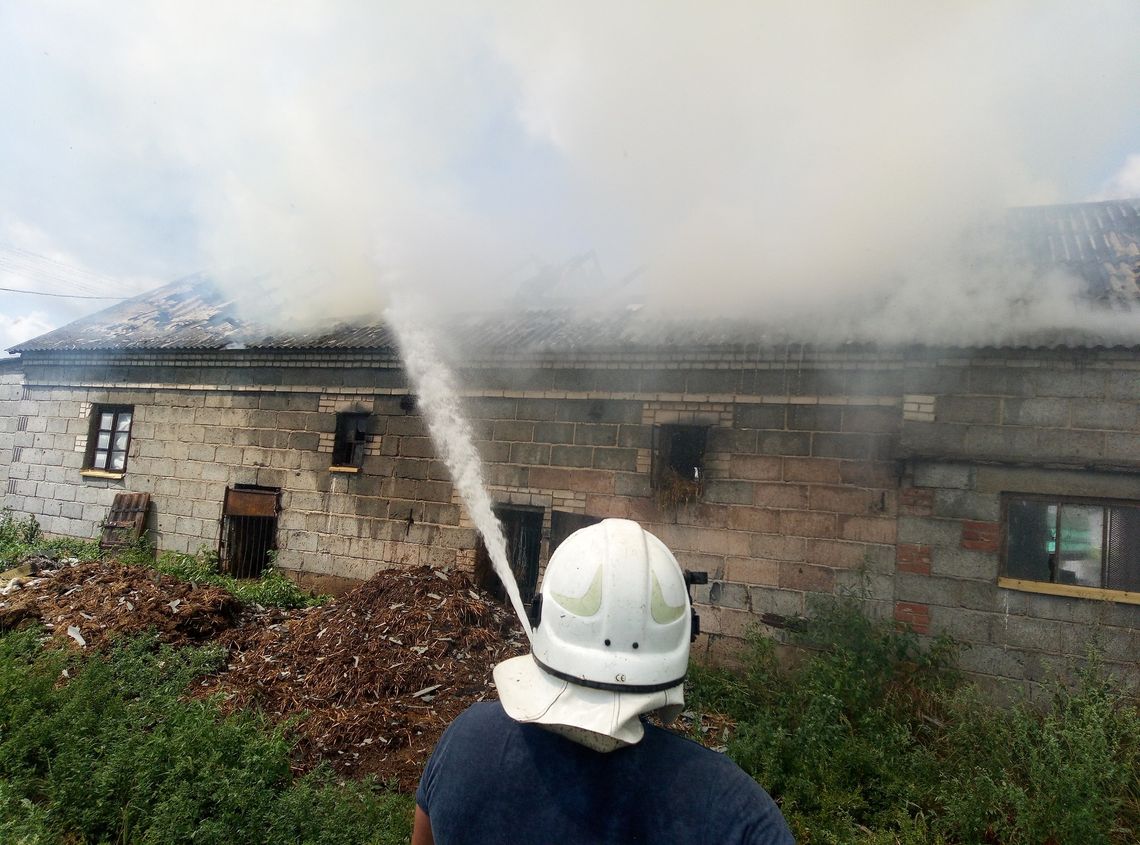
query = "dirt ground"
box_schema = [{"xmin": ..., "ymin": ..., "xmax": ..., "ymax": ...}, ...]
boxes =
[{"xmin": 0, "ymin": 556, "xmax": 526, "ymax": 790}]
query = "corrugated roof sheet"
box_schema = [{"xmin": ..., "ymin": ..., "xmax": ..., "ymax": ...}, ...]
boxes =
[{"xmin": 12, "ymin": 200, "xmax": 1140, "ymax": 355}]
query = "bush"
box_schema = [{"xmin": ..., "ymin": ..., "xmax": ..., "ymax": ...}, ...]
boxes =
[
  {"xmin": 0, "ymin": 628, "xmax": 412, "ymax": 844},
  {"xmin": 687, "ymin": 597, "xmax": 1140, "ymax": 844}
]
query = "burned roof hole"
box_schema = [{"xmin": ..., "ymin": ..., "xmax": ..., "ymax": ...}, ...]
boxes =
[
  {"xmin": 400, "ymin": 394, "xmax": 417, "ymax": 414},
  {"xmin": 604, "ymin": 639, "xmax": 611, "ymax": 647},
  {"xmin": 632, "ymin": 642, "xmax": 639, "ymax": 649}
]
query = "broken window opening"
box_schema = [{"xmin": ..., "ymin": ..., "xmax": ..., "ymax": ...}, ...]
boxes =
[
  {"xmin": 331, "ymin": 412, "xmax": 370, "ymax": 468},
  {"xmin": 652, "ymin": 424, "xmax": 708, "ymax": 506},
  {"xmin": 1003, "ymin": 494, "xmax": 1140, "ymax": 593},
  {"xmin": 474, "ymin": 505, "xmax": 543, "ymax": 604},
  {"xmin": 221, "ymin": 486, "xmax": 279, "ymax": 579},
  {"xmin": 85, "ymin": 405, "xmax": 134, "ymax": 473},
  {"xmin": 550, "ymin": 511, "xmax": 602, "ymax": 555}
]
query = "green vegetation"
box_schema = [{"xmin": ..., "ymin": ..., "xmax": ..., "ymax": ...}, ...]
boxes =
[
  {"xmin": 0, "ymin": 628, "xmax": 412, "ymax": 844},
  {"xmin": 1, "ymin": 509, "xmax": 324, "ymax": 609},
  {"xmin": 687, "ymin": 597, "xmax": 1140, "ymax": 844},
  {"xmin": 0, "ymin": 509, "xmax": 99, "ymax": 569},
  {"xmin": 146, "ymin": 548, "xmax": 327, "ymax": 609}
]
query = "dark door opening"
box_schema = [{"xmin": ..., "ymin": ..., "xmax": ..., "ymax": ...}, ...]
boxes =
[
  {"xmin": 474, "ymin": 505, "xmax": 543, "ymax": 603},
  {"xmin": 220, "ymin": 485, "xmax": 279, "ymax": 578},
  {"xmin": 550, "ymin": 511, "xmax": 602, "ymax": 555}
]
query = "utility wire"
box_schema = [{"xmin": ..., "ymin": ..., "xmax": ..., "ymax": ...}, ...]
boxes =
[{"xmin": 0, "ymin": 286, "xmax": 125, "ymax": 300}]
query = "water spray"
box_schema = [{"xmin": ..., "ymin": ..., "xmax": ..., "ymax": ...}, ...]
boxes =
[{"xmin": 385, "ymin": 302, "xmax": 533, "ymax": 642}]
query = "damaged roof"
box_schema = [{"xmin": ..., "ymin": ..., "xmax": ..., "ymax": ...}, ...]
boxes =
[{"xmin": 12, "ymin": 199, "xmax": 1140, "ymax": 355}]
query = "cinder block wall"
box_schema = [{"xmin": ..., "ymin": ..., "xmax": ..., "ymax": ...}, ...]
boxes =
[
  {"xmin": 0, "ymin": 360, "xmax": 23, "ymax": 498},
  {"xmin": 5, "ymin": 345, "xmax": 1140, "ymax": 693}
]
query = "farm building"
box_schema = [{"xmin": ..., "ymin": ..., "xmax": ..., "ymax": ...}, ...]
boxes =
[{"xmin": 3, "ymin": 198, "xmax": 1140, "ymax": 695}]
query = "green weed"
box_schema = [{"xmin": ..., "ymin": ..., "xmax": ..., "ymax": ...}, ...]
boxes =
[
  {"xmin": 687, "ymin": 596, "xmax": 1140, "ymax": 844},
  {"xmin": 0, "ymin": 628, "xmax": 412, "ymax": 844}
]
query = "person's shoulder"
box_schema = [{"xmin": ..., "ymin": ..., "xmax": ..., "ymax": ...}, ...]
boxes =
[{"xmin": 444, "ymin": 699, "xmax": 514, "ymax": 739}]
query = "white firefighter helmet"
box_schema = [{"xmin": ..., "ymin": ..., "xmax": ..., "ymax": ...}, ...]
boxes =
[{"xmin": 493, "ymin": 518, "xmax": 692, "ymax": 751}]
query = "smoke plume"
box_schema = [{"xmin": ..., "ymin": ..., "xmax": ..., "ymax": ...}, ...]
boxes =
[{"xmin": 2, "ymin": 1, "xmax": 1139, "ymax": 342}]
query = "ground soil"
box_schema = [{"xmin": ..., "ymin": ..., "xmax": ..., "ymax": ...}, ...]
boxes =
[{"xmin": 0, "ymin": 557, "xmax": 526, "ymax": 790}]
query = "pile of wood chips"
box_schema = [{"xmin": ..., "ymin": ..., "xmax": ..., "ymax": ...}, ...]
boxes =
[
  {"xmin": 0, "ymin": 557, "xmax": 527, "ymax": 789},
  {"xmin": 202, "ymin": 566, "xmax": 528, "ymax": 789},
  {"xmin": 0, "ymin": 559, "xmax": 241, "ymax": 649}
]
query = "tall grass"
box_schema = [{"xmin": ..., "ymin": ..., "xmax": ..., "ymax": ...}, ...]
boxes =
[
  {"xmin": 0, "ymin": 628, "xmax": 412, "ymax": 844},
  {"xmin": 688, "ymin": 597, "xmax": 1140, "ymax": 844}
]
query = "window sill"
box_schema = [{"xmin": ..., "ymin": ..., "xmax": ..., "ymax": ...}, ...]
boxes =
[
  {"xmin": 328, "ymin": 466, "xmax": 361, "ymax": 474},
  {"xmin": 998, "ymin": 577, "xmax": 1140, "ymax": 606},
  {"xmin": 80, "ymin": 469, "xmax": 125, "ymax": 480}
]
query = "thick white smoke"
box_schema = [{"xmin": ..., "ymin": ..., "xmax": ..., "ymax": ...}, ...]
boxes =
[{"xmin": 2, "ymin": 1, "xmax": 1139, "ymax": 341}]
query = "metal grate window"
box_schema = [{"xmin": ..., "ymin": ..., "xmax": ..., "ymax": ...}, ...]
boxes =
[
  {"xmin": 220, "ymin": 487, "xmax": 279, "ymax": 579},
  {"xmin": 86, "ymin": 405, "xmax": 133, "ymax": 473},
  {"xmin": 1003, "ymin": 494, "xmax": 1140, "ymax": 593}
]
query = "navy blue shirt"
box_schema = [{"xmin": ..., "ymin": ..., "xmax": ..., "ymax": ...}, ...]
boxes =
[{"xmin": 417, "ymin": 701, "xmax": 794, "ymax": 844}]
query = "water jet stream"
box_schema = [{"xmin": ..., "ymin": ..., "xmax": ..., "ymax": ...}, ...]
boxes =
[{"xmin": 385, "ymin": 303, "xmax": 532, "ymax": 642}]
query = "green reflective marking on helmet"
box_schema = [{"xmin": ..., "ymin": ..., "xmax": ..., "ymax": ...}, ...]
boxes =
[
  {"xmin": 550, "ymin": 565, "xmax": 603, "ymax": 617},
  {"xmin": 651, "ymin": 572, "xmax": 686, "ymax": 624}
]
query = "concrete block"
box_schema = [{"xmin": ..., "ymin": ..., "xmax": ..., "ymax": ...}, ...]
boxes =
[
  {"xmin": 509, "ymin": 442, "xmax": 551, "ymax": 465},
  {"xmin": 838, "ymin": 515, "xmax": 896, "ymax": 544},
  {"xmin": 1070, "ymin": 400, "xmax": 1139, "ymax": 432},
  {"xmin": 932, "ymin": 489, "xmax": 1000, "ymax": 521},
  {"xmin": 730, "ymin": 454, "xmax": 782, "ymax": 481},
  {"xmin": 1106, "ymin": 370, "xmax": 1140, "ymax": 401},
  {"xmin": 1030, "ymin": 369, "xmax": 1109, "ymax": 399},
  {"xmin": 617, "ymin": 424, "xmax": 652, "ymax": 449},
  {"xmin": 592, "ymin": 448, "xmax": 638, "ymax": 472},
  {"xmin": 703, "ymin": 480, "xmax": 754, "ymax": 505},
  {"xmin": 709, "ymin": 428, "xmax": 760, "ymax": 454},
  {"xmin": 898, "ymin": 515, "xmax": 963, "ymax": 547},
  {"xmin": 515, "ymin": 399, "xmax": 557, "ymax": 421},
  {"xmin": 533, "ymin": 422, "xmax": 575, "ymax": 444},
  {"xmin": 1037, "ymin": 429, "xmax": 1105, "ymax": 462},
  {"xmin": 570, "ymin": 424, "xmax": 617, "ymax": 447},
  {"xmin": 734, "ymin": 404, "xmax": 787, "ymax": 430},
  {"xmin": 757, "ymin": 431, "xmax": 810, "ymax": 456},
  {"xmin": 708, "ymin": 580, "xmax": 751, "ymax": 610},
  {"xmin": 615, "ymin": 472, "xmax": 652, "ymax": 498},
  {"xmin": 1002, "ymin": 397, "xmax": 1070, "ymax": 428},
  {"xmin": 911, "ymin": 461, "xmax": 973, "ymax": 490},
  {"xmin": 931, "ymin": 547, "xmax": 996, "ymax": 580},
  {"xmin": 748, "ymin": 586, "xmax": 805, "ymax": 617},
  {"xmin": 749, "ymin": 533, "xmax": 805, "ymax": 561},
  {"xmin": 789, "ymin": 405, "xmax": 843, "ymax": 432},
  {"xmin": 550, "ymin": 445, "xmax": 594, "ymax": 468},
  {"xmin": 937, "ymin": 396, "xmax": 1001, "ymax": 424},
  {"xmin": 1105, "ymin": 432, "xmax": 1140, "ymax": 464}
]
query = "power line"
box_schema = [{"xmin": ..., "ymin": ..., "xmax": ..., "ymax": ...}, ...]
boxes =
[{"xmin": 0, "ymin": 286, "xmax": 125, "ymax": 300}]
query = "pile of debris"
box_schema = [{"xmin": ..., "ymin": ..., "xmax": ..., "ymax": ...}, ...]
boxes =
[
  {"xmin": 203, "ymin": 566, "xmax": 527, "ymax": 789},
  {"xmin": 0, "ymin": 555, "xmax": 530, "ymax": 789},
  {"xmin": 0, "ymin": 557, "xmax": 241, "ymax": 649}
]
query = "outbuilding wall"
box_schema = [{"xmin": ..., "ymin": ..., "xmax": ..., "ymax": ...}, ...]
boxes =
[{"xmin": 3, "ymin": 344, "xmax": 1139, "ymax": 694}]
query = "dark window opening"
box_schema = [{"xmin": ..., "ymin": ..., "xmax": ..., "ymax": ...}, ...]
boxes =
[
  {"xmin": 332, "ymin": 412, "xmax": 370, "ymax": 467},
  {"xmin": 652, "ymin": 424, "xmax": 707, "ymax": 505},
  {"xmin": 474, "ymin": 505, "xmax": 543, "ymax": 604},
  {"xmin": 550, "ymin": 511, "xmax": 602, "ymax": 555},
  {"xmin": 221, "ymin": 486, "xmax": 279, "ymax": 579},
  {"xmin": 1003, "ymin": 494, "xmax": 1140, "ymax": 592},
  {"xmin": 86, "ymin": 405, "xmax": 134, "ymax": 473}
]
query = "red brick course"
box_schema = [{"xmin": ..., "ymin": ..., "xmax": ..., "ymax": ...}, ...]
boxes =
[
  {"xmin": 896, "ymin": 543, "xmax": 932, "ymax": 575},
  {"xmin": 961, "ymin": 520, "xmax": 1000, "ymax": 552},
  {"xmin": 900, "ymin": 487, "xmax": 934, "ymax": 516},
  {"xmin": 894, "ymin": 601, "xmax": 931, "ymax": 634}
]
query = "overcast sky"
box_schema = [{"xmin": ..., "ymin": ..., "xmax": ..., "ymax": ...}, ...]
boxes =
[{"xmin": 2, "ymin": 1, "xmax": 1140, "ymax": 353}]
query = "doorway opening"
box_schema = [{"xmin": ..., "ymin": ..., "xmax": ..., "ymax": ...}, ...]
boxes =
[
  {"xmin": 474, "ymin": 505, "xmax": 543, "ymax": 603},
  {"xmin": 220, "ymin": 485, "xmax": 279, "ymax": 578}
]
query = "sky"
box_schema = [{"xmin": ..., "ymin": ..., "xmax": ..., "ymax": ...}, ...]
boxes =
[{"xmin": 2, "ymin": 0, "xmax": 1140, "ymax": 354}]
